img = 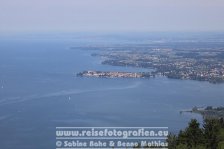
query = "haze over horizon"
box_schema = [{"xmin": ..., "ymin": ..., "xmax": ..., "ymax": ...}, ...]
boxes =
[{"xmin": 1, "ymin": 0, "xmax": 224, "ymax": 33}]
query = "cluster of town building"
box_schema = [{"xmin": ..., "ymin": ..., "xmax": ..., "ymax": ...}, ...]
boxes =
[
  {"xmin": 77, "ymin": 70, "xmax": 153, "ymax": 78},
  {"xmin": 97, "ymin": 48, "xmax": 224, "ymax": 83}
]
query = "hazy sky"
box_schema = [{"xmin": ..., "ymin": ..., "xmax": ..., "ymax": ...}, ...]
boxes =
[{"xmin": 1, "ymin": 0, "xmax": 224, "ymax": 33}]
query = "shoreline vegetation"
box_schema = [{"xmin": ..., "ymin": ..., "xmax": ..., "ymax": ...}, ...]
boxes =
[
  {"xmin": 181, "ymin": 106, "xmax": 224, "ymax": 119},
  {"xmin": 129, "ymin": 118, "xmax": 224, "ymax": 149},
  {"xmin": 167, "ymin": 118, "xmax": 224, "ymax": 149},
  {"xmin": 171, "ymin": 107, "xmax": 224, "ymax": 148}
]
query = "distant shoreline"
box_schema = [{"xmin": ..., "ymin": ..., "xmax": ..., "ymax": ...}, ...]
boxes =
[
  {"xmin": 81, "ymin": 47, "xmax": 224, "ymax": 84},
  {"xmin": 181, "ymin": 106, "xmax": 224, "ymax": 119}
]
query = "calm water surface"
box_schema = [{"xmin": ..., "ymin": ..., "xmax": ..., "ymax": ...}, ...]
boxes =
[{"xmin": 0, "ymin": 39, "xmax": 224, "ymax": 149}]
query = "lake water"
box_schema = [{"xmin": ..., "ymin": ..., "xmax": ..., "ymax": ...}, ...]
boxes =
[{"xmin": 0, "ymin": 37, "xmax": 224, "ymax": 149}]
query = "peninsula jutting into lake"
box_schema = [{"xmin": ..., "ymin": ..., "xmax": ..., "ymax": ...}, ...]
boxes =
[
  {"xmin": 77, "ymin": 70, "xmax": 155, "ymax": 78},
  {"xmin": 181, "ymin": 106, "xmax": 224, "ymax": 119},
  {"xmin": 75, "ymin": 46, "xmax": 224, "ymax": 83}
]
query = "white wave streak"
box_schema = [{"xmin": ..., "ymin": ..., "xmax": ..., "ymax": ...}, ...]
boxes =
[{"xmin": 0, "ymin": 82, "xmax": 141, "ymax": 106}]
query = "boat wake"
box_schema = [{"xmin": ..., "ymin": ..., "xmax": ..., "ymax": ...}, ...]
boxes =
[{"xmin": 0, "ymin": 81, "xmax": 142, "ymax": 106}]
